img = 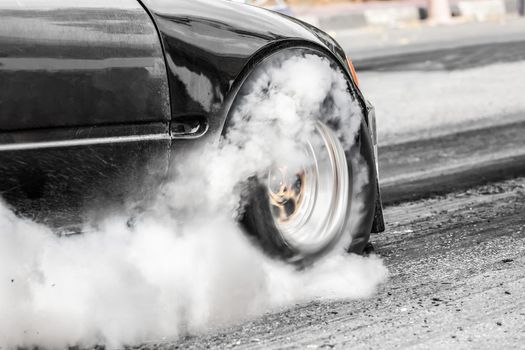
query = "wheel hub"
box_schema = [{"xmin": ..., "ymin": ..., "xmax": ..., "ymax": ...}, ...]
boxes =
[{"xmin": 266, "ymin": 121, "xmax": 350, "ymax": 253}]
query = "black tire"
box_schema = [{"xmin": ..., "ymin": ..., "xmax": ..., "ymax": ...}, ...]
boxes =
[{"xmin": 241, "ymin": 120, "xmax": 377, "ymax": 264}]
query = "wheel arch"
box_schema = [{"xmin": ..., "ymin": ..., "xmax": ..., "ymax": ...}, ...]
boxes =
[{"xmin": 220, "ymin": 41, "xmax": 380, "ymax": 256}]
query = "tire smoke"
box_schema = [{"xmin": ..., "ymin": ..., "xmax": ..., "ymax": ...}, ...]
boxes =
[{"xmin": 0, "ymin": 53, "xmax": 387, "ymax": 349}]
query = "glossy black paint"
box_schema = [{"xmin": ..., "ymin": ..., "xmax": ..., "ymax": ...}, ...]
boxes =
[
  {"xmin": 0, "ymin": 124, "xmax": 170, "ymax": 229},
  {"xmin": 140, "ymin": 0, "xmax": 355, "ymax": 139},
  {"xmin": 0, "ymin": 1, "xmax": 171, "ymax": 227},
  {"xmin": 0, "ymin": 0, "xmax": 170, "ymax": 130}
]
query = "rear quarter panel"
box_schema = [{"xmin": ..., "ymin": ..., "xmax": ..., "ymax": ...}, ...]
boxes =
[
  {"xmin": 0, "ymin": 0, "xmax": 171, "ymax": 228},
  {"xmin": 0, "ymin": 0, "xmax": 170, "ymax": 130}
]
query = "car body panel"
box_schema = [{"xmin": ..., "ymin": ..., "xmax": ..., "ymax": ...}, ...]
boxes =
[
  {"xmin": 140, "ymin": 0, "xmax": 353, "ymax": 139},
  {"xmin": 0, "ymin": 123, "xmax": 170, "ymax": 229},
  {"xmin": 0, "ymin": 0, "xmax": 170, "ymax": 131},
  {"xmin": 0, "ymin": 0, "xmax": 171, "ymax": 227}
]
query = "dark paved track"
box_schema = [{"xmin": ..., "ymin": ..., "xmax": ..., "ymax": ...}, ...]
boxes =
[
  {"xmin": 379, "ymin": 120, "xmax": 525, "ymax": 205},
  {"xmin": 337, "ymin": 18, "xmax": 525, "ymax": 71},
  {"xmin": 354, "ymin": 39, "xmax": 525, "ymax": 71}
]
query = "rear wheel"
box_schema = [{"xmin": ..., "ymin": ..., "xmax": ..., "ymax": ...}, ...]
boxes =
[{"xmin": 241, "ymin": 119, "xmax": 377, "ymax": 264}]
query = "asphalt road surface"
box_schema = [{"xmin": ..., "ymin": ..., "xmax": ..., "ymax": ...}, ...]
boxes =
[
  {"xmin": 379, "ymin": 120, "xmax": 525, "ymax": 205},
  {"xmin": 151, "ymin": 177, "xmax": 525, "ymax": 349}
]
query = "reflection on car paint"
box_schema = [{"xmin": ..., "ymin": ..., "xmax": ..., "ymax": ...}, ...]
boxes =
[
  {"xmin": 142, "ymin": 0, "xmax": 324, "ymax": 137},
  {"xmin": 0, "ymin": 0, "xmax": 170, "ymax": 130}
]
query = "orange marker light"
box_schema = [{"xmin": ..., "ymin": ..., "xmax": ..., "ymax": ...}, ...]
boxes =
[{"xmin": 347, "ymin": 58, "xmax": 360, "ymax": 87}]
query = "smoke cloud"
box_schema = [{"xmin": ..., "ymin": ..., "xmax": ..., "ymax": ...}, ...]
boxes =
[{"xmin": 0, "ymin": 53, "xmax": 387, "ymax": 349}]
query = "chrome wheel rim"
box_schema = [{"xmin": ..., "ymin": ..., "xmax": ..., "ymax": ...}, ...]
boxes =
[{"xmin": 267, "ymin": 121, "xmax": 349, "ymax": 254}]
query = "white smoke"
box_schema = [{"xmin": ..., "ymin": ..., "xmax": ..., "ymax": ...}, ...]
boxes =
[{"xmin": 0, "ymin": 53, "xmax": 387, "ymax": 349}]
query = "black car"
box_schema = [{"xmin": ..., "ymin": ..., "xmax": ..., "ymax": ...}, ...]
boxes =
[{"xmin": 0, "ymin": 0, "xmax": 384, "ymax": 264}]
